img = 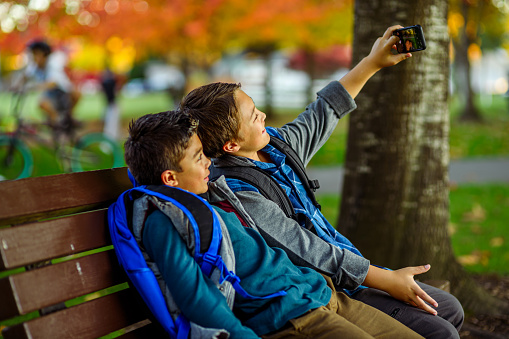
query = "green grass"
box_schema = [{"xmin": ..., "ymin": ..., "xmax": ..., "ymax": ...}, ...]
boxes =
[
  {"xmin": 448, "ymin": 184, "xmax": 509, "ymax": 274},
  {"xmin": 317, "ymin": 183, "xmax": 509, "ymax": 275},
  {"xmin": 449, "ymin": 94, "xmax": 509, "ymax": 159}
]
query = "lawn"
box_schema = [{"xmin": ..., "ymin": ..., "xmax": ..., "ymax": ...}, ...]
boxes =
[{"xmin": 317, "ymin": 183, "xmax": 509, "ymax": 275}]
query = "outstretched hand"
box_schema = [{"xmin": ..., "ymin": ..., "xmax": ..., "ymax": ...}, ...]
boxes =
[
  {"xmin": 387, "ymin": 264, "xmax": 438, "ymax": 315},
  {"xmin": 363, "ymin": 264, "xmax": 438, "ymax": 316},
  {"xmin": 365, "ymin": 25, "xmax": 412, "ymax": 70}
]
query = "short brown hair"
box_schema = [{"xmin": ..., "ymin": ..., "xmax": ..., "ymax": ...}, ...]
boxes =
[
  {"xmin": 124, "ymin": 111, "xmax": 198, "ymax": 185},
  {"xmin": 180, "ymin": 82, "xmax": 241, "ymax": 158}
]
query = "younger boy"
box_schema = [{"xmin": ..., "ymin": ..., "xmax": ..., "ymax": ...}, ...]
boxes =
[
  {"xmin": 180, "ymin": 25, "xmax": 464, "ymax": 339},
  {"xmin": 124, "ymin": 110, "xmax": 425, "ymax": 338}
]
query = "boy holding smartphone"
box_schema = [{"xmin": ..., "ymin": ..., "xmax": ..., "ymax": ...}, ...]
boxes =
[{"xmin": 180, "ymin": 25, "xmax": 463, "ymax": 339}]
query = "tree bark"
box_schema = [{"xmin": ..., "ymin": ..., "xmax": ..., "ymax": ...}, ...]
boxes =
[
  {"xmin": 338, "ymin": 0, "xmax": 507, "ymax": 315},
  {"xmin": 262, "ymin": 50, "xmax": 274, "ymax": 119},
  {"xmin": 248, "ymin": 44, "xmax": 276, "ymax": 119},
  {"xmin": 454, "ymin": 0, "xmax": 482, "ymax": 122},
  {"xmin": 304, "ymin": 48, "xmax": 317, "ymax": 104}
]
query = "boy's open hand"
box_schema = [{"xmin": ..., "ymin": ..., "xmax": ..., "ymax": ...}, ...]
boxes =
[
  {"xmin": 387, "ymin": 264, "xmax": 439, "ymax": 315},
  {"xmin": 365, "ymin": 25, "xmax": 412, "ymax": 70},
  {"xmin": 364, "ymin": 264, "xmax": 438, "ymax": 316}
]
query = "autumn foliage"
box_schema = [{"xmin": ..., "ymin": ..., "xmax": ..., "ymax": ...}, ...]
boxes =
[{"xmin": 0, "ymin": 0, "xmax": 353, "ymax": 74}]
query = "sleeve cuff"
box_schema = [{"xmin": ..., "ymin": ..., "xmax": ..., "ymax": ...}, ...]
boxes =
[
  {"xmin": 334, "ymin": 249, "xmax": 370, "ymax": 290},
  {"xmin": 317, "ymin": 81, "xmax": 357, "ymax": 119}
]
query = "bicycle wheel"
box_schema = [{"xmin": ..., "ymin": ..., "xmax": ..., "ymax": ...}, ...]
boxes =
[
  {"xmin": 70, "ymin": 133, "xmax": 124, "ymax": 172},
  {"xmin": 0, "ymin": 135, "xmax": 34, "ymax": 180}
]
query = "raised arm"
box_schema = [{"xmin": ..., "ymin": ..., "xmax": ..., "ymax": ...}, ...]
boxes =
[{"xmin": 339, "ymin": 25, "xmax": 412, "ymax": 99}]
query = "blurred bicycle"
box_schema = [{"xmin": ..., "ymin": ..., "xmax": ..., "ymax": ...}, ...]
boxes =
[{"xmin": 0, "ymin": 87, "xmax": 124, "ymax": 181}]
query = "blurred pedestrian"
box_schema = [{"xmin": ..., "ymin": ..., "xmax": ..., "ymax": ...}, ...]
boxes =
[
  {"xmin": 100, "ymin": 68, "xmax": 120, "ymax": 140},
  {"xmin": 14, "ymin": 40, "xmax": 81, "ymax": 131}
]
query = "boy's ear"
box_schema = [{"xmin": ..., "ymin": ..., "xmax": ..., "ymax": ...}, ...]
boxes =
[
  {"xmin": 161, "ymin": 170, "xmax": 178, "ymax": 187},
  {"xmin": 223, "ymin": 140, "xmax": 240, "ymax": 154}
]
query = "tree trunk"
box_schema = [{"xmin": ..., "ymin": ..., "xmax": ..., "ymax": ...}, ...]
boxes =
[
  {"xmin": 170, "ymin": 56, "xmax": 190, "ymax": 109},
  {"xmin": 262, "ymin": 50, "xmax": 274, "ymax": 119},
  {"xmin": 454, "ymin": 0, "xmax": 482, "ymax": 122},
  {"xmin": 338, "ymin": 0, "xmax": 507, "ymax": 315},
  {"xmin": 304, "ymin": 48, "xmax": 317, "ymax": 104}
]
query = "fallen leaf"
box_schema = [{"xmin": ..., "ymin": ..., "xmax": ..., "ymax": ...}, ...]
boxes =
[
  {"xmin": 470, "ymin": 224, "xmax": 482, "ymax": 234},
  {"xmin": 490, "ymin": 237, "xmax": 504, "ymax": 248},
  {"xmin": 462, "ymin": 203, "xmax": 486, "ymax": 222},
  {"xmin": 458, "ymin": 254, "xmax": 479, "ymax": 266},
  {"xmin": 480, "ymin": 250, "xmax": 490, "ymax": 266},
  {"xmin": 458, "ymin": 250, "xmax": 490, "ymax": 266},
  {"xmin": 448, "ymin": 222, "xmax": 457, "ymax": 236}
]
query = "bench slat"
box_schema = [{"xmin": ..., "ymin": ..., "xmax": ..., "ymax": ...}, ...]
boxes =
[
  {"xmin": 0, "ymin": 167, "xmax": 130, "ymax": 226},
  {"xmin": 0, "ymin": 210, "xmax": 111, "ymax": 270},
  {"xmin": 0, "ymin": 250, "xmax": 127, "ymax": 320},
  {"xmin": 2, "ymin": 289, "xmax": 152, "ymax": 339},
  {"xmin": 117, "ymin": 321, "xmax": 168, "ymax": 338}
]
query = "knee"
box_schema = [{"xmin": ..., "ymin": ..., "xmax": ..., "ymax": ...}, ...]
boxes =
[
  {"xmin": 436, "ymin": 321, "xmax": 461, "ymax": 339},
  {"xmin": 440, "ymin": 294, "xmax": 464, "ymax": 331}
]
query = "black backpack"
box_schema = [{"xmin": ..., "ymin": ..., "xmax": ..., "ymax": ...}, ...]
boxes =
[{"xmin": 209, "ymin": 136, "xmax": 321, "ymax": 233}]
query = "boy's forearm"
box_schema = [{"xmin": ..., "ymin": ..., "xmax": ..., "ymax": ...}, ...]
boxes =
[
  {"xmin": 339, "ymin": 57, "xmax": 381, "ymax": 99},
  {"xmin": 362, "ymin": 265, "xmax": 395, "ymax": 291}
]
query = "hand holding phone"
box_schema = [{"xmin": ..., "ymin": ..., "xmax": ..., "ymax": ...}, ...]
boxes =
[{"xmin": 392, "ymin": 25, "xmax": 427, "ymax": 53}]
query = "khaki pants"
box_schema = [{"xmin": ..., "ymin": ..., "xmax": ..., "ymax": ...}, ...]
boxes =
[{"xmin": 263, "ymin": 276, "xmax": 423, "ymax": 339}]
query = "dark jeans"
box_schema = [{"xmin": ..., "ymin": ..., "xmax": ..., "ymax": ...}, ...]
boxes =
[{"xmin": 352, "ymin": 282, "xmax": 464, "ymax": 339}]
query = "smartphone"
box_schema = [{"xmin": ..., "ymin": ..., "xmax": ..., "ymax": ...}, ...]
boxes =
[{"xmin": 392, "ymin": 25, "xmax": 427, "ymax": 53}]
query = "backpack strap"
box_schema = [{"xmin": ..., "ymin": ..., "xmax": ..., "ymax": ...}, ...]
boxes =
[
  {"xmin": 209, "ymin": 164, "xmax": 317, "ymax": 234},
  {"xmin": 268, "ymin": 136, "xmax": 321, "ymax": 210},
  {"xmin": 108, "ymin": 189, "xmax": 183, "ymax": 338},
  {"xmin": 209, "ymin": 164, "xmax": 295, "ymax": 220},
  {"xmin": 140, "ymin": 185, "xmax": 219, "ymax": 275}
]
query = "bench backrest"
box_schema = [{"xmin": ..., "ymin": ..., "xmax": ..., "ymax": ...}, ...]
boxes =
[{"xmin": 0, "ymin": 168, "xmax": 166, "ymax": 339}]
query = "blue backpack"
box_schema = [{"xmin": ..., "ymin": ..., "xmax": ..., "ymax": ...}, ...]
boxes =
[{"xmin": 108, "ymin": 183, "xmax": 286, "ymax": 338}]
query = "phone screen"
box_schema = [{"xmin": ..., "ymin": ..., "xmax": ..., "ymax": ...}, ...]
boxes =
[{"xmin": 393, "ymin": 25, "xmax": 427, "ymax": 53}]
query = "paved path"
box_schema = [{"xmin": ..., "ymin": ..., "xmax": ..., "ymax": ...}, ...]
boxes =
[{"xmin": 307, "ymin": 157, "xmax": 509, "ymax": 194}]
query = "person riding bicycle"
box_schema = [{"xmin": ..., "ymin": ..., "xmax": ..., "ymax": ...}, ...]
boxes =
[{"xmin": 14, "ymin": 40, "xmax": 81, "ymax": 133}]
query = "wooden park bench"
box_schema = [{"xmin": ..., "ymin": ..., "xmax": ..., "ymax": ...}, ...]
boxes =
[{"xmin": 0, "ymin": 168, "xmax": 168, "ymax": 339}]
